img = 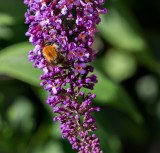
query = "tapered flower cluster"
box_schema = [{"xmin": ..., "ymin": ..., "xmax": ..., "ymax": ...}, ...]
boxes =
[{"xmin": 25, "ymin": 0, "xmax": 107, "ymax": 152}]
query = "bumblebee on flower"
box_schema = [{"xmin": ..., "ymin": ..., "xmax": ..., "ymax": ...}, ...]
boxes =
[{"xmin": 42, "ymin": 41, "xmax": 67, "ymax": 66}]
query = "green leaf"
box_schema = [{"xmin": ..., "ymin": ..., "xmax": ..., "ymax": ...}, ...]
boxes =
[
  {"xmin": 0, "ymin": 13, "xmax": 15, "ymax": 26},
  {"xmin": 94, "ymin": 68, "xmax": 143, "ymax": 124},
  {"xmin": 0, "ymin": 42, "xmax": 42, "ymax": 86},
  {"xmin": 98, "ymin": 0, "xmax": 159, "ymax": 73},
  {"xmin": 98, "ymin": 9, "xmax": 145, "ymax": 51},
  {"xmin": 98, "ymin": 1, "xmax": 146, "ymax": 52}
]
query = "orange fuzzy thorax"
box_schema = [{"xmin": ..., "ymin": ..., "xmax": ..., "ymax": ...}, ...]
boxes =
[{"xmin": 42, "ymin": 45, "xmax": 57, "ymax": 61}]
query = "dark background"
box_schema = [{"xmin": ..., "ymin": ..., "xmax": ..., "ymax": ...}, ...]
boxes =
[{"xmin": 0, "ymin": 0, "xmax": 160, "ymax": 153}]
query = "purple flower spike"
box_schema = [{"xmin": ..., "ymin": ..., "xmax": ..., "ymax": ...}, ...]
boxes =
[{"xmin": 24, "ymin": 0, "xmax": 107, "ymax": 152}]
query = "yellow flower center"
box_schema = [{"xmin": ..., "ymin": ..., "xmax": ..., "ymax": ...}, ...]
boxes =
[{"xmin": 77, "ymin": 66, "xmax": 82, "ymax": 70}]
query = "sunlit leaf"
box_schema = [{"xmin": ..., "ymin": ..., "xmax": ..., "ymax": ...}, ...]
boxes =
[
  {"xmin": 98, "ymin": 4, "xmax": 146, "ymax": 52},
  {"xmin": 0, "ymin": 42, "xmax": 42, "ymax": 86},
  {"xmin": 0, "ymin": 13, "xmax": 15, "ymax": 26},
  {"xmin": 98, "ymin": 0, "xmax": 158, "ymax": 73}
]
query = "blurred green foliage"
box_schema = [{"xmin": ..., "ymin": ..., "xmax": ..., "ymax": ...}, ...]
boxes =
[{"xmin": 0, "ymin": 0, "xmax": 160, "ymax": 153}]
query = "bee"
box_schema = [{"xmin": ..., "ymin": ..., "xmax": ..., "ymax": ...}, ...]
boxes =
[{"xmin": 42, "ymin": 41, "xmax": 66, "ymax": 66}]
